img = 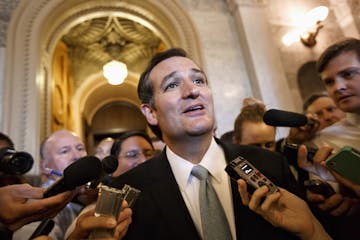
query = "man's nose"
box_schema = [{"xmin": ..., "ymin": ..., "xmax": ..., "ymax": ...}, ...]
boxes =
[
  {"xmin": 182, "ymin": 81, "xmax": 200, "ymax": 99},
  {"xmin": 72, "ymin": 150, "xmax": 84, "ymax": 161},
  {"xmin": 333, "ymin": 77, "xmax": 347, "ymax": 91}
]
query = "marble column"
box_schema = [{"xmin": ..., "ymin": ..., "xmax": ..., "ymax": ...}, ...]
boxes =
[
  {"xmin": 329, "ymin": 0, "xmax": 359, "ymax": 38},
  {"xmin": 227, "ymin": 0, "xmax": 296, "ymax": 112}
]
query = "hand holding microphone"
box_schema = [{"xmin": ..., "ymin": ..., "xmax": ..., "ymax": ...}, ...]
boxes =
[
  {"xmin": 43, "ymin": 156, "xmax": 102, "ymax": 198},
  {"xmin": 0, "ymin": 184, "xmax": 75, "ymax": 231},
  {"xmin": 263, "ymin": 109, "xmax": 320, "ymax": 144}
]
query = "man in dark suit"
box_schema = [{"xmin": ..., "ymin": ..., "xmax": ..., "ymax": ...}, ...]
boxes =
[{"xmin": 110, "ymin": 48, "xmax": 328, "ymax": 239}]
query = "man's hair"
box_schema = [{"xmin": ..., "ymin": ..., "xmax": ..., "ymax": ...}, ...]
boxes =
[
  {"xmin": 0, "ymin": 132, "xmax": 14, "ymax": 149},
  {"xmin": 302, "ymin": 92, "xmax": 329, "ymax": 112},
  {"xmin": 39, "ymin": 136, "xmax": 50, "ymax": 160},
  {"xmin": 220, "ymin": 131, "xmax": 234, "ymax": 144},
  {"xmin": 233, "ymin": 98, "xmax": 268, "ymax": 142},
  {"xmin": 137, "ymin": 48, "xmax": 188, "ymax": 139},
  {"xmin": 110, "ymin": 130, "xmax": 153, "ymax": 158},
  {"xmin": 317, "ymin": 38, "xmax": 360, "ymax": 73}
]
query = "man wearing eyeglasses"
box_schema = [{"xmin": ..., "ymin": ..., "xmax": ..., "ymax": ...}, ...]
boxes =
[{"xmin": 110, "ymin": 130, "xmax": 156, "ymax": 178}]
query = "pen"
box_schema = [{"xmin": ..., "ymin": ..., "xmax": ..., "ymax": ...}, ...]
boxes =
[{"xmin": 44, "ymin": 168, "xmax": 63, "ymax": 177}]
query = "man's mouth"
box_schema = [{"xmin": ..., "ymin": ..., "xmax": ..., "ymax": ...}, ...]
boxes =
[
  {"xmin": 337, "ymin": 95, "xmax": 352, "ymax": 102},
  {"xmin": 183, "ymin": 105, "xmax": 204, "ymax": 113}
]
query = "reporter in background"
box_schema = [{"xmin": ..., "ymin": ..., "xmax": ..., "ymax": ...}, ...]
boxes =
[
  {"xmin": 13, "ymin": 129, "xmax": 87, "ymax": 240},
  {"xmin": 0, "ymin": 184, "xmax": 75, "ymax": 240},
  {"xmin": 233, "ymin": 97, "xmax": 276, "ymax": 152},
  {"xmin": 303, "ymin": 92, "xmax": 345, "ymax": 131},
  {"xmin": 95, "ymin": 137, "xmax": 114, "ymax": 160},
  {"xmin": 110, "ymin": 130, "xmax": 155, "ymax": 178},
  {"xmin": 299, "ymin": 38, "xmax": 360, "ymax": 220},
  {"xmin": 298, "ymin": 145, "xmax": 360, "ymax": 239},
  {"xmin": 284, "ymin": 92, "xmax": 345, "ymax": 146},
  {"xmin": 65, "ymin": 130, "xmax": 154, "ymax": 238}
]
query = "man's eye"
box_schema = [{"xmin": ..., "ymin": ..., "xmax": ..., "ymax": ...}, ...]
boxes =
[
  {"xmin": 77, "ymin": 146, "xmax": 85, "ymax": 151},
  {"xmin": 342, "ymin": 69, "xmax": 359, "ymax": 79},
  {"xmin": 327, "ymin": 107, "xmax": 336, "ymax": 112},
  {"xmin": 165, "ymin": 83, "xmax": 178, "ymax": 91},
  {"xmin": 324, "ymin": 79, "xmax": 334, "ymax": 86},
  {"xmin": 265, "ymin": 142, "xmax": 274, "ymax": 148},
  {"xmin": 60, "ymin": 150, "xmax": 69, "ymax": 154},
  {"xmin": 126, "ymin": 152, "xmax": 137, "ymax": 158},
  {"xmin": 193, "ymin": 78, "xmax": 205, "ymax": 85}
]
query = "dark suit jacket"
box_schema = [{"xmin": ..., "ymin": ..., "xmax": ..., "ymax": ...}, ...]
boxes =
[{"xmin": 110, "ymin": 139, "xmax": 300, "ymax": 240}]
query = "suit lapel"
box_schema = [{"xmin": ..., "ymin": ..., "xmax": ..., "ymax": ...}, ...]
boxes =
[{"xmin": 147, "ymin": 152, "xmax": 200, "ymax": 239}]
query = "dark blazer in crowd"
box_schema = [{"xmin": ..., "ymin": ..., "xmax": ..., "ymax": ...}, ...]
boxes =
[{"xmin": 110, "ymin": 139, "xmax": 299, "ymax": 240}]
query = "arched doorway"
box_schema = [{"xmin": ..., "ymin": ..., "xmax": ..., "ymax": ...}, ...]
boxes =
[{"xmin": 3, "ymin": 0, "xmax": 202, "ymax": 173}]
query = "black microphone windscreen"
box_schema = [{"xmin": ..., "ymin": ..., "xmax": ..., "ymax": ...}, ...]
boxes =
[
  {"xmin": 263, "ymin": 109, "xmax": 308, "ymax": 127},
  {"xmin": 102, "ymin": 155, "xmax": 118, "ymax": 174},
  {"xmin": 43, "ymin": 156, "xmax": 102, "ymax": 198},
  {"xmin": 63, "ymin": 156, "xmax": 102, "ymax": 187}
]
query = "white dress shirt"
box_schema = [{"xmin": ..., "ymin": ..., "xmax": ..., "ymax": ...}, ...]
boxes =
[{"xmin": 167, "ymin": 138, "xmax": 236, "ymax": 239}]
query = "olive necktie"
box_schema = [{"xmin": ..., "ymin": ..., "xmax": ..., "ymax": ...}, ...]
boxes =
[{"xmin": 191, "ymin": 165, "xmax": 232, "ymax": 240}]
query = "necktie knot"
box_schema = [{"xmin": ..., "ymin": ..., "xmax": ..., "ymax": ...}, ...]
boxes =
[{"xmin": 191, "ymin": 165, "xmax": 208, "ymax": 180}]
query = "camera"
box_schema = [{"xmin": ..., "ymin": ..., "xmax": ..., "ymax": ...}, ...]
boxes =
[{"xmin": 0, "ymin": 148, "xmax": 34, "ymax": 175}]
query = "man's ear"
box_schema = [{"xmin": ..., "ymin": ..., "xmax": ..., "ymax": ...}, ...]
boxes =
[
  {"xmin": 141, "ymin": 104, "xmax": 158, "ymax": 126},
  {"xmin": 232, "ymin": 135, "xmax": 238, "ymax": 144},
  {"xmin": 40, "ymin": 159, "xmax": 47, "ymax": 174}
]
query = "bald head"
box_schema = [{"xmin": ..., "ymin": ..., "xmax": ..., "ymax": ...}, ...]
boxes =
[
  {"xmin": 95, "ymin": 137, "xmax": 114, "ymax": 160},
  {"xmin": 41, "ymin": 129, "xmax": 87, "ymax": 174}
]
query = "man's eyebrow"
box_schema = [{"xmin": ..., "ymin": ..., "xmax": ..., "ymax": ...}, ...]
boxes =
[
  {"xmin": 160, "ymin": 71, "xmax": 177, "ymax": 89},
  {"xmin": 190, "ymin": 68, "xmax": 205, "ymax": 75},
  {"xmin": 159, "ymin": 68, "xmax": 205, "ymax": 89}
]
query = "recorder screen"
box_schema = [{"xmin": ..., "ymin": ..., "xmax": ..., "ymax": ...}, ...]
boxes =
[{"xmin": 241, "ymin": 163, "xmax": 253, "ymax": 175}]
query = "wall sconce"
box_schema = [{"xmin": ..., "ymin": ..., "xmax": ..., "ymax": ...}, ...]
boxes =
[
  {"xmin": 103, "ymin": 60, "xmax": 128, "ymax": 85},
  {"xmin": 282, "ymin": 6, "xmax": 329, "ymax": 47}
]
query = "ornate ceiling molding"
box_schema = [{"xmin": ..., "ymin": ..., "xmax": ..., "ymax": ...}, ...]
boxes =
[{"xmin": 3, "ymin": 0, "xmax": 202, "ymax": 159}]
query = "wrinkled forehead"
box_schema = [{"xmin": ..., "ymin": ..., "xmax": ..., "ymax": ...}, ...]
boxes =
[
  {"xmin": 149, "ymin": 56, "xmax": 201, "ymax": 82},
  {"xmin": 47, "ymin": 131, "xmax": 83, "ymax": 149}
]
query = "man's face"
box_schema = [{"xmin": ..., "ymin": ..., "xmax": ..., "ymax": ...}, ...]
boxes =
[
  {"xmin": 238, "ymin": 121, "xmax": 276, "ymax": 152},
  {"xmin": 321, "ymin": 51, "xmax": 360, "ymax": 114},
  {"xmin": 95, "ymin": 138, "xmax": 114, "ymax": 160},
  {"xmin": 112, "ymin": 136, "xmax": 154, "ymax": 177},
  {"xmin": 0, "ymin": 140, "xmax": 11, "ymax": 149},
  {"xmin": 141, "ymin": 56, "xmax": 215, "ymax": 142},
  {"xmin": 306, "ymin": 96, "xmax": 345, "ymax": 129},
  {"xmin": 43, "ymin": 130, "xmax": 87, "ymax": 173}
]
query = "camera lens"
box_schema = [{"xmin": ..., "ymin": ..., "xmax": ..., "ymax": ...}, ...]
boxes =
[{"xmin": 0, "ymin": 148, "xmax": 34, "ymax": 175}]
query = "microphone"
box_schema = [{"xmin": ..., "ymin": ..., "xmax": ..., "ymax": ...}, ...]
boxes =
[
  {"xmin": 43, "ymin": 156, "xmax": 102, "ymax": 198},
  {"xmin": 263, "ymin": 109, "xmax": 308, "ymax": 127},
  {"xmin": 102, "ymin": 155, "xmax": 118, "ymax": 174},
  {"xmin": 28, "ymin": 218, "xmax": 54, "ymax": 240},
  {"xmin": 88, "ymin": 155, "xmax": 118, "ymax": 188}
]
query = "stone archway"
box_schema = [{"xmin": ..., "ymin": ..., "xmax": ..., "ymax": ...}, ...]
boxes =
[{"xmin": 3, "ymin": 0, "xmax": 202, "ymax": 173}]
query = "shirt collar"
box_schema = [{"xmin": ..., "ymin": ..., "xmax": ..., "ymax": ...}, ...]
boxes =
[
  {"xmin": 167, "ymin": 138, "xmax": 226, "ymax": 191},
  {"xmin": 346, "ymin": 112, "xmax": 360, "ymax": 127}
]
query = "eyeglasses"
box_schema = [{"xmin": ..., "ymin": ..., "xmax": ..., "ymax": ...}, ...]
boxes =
[{"xmin": 121, "ymin": 149, "xmax": 157, "ymax": 160}]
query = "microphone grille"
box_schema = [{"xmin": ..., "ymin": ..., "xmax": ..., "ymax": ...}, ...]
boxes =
[
  {"xmin": 102, "ymin": 155, "xmax": 118, "ymax": 174},
  {"xmin": 63, "ymin": 156, "xmax": 102, "ymax": 187},
  {"xmin": 263, "ymin": 109, "xmax": 308, "ymax": 127}
]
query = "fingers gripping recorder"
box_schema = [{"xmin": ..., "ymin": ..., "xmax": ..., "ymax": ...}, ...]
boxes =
[{"xmin": 225, "ymin": 156, "xmax": 278, "ymax": 195}]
